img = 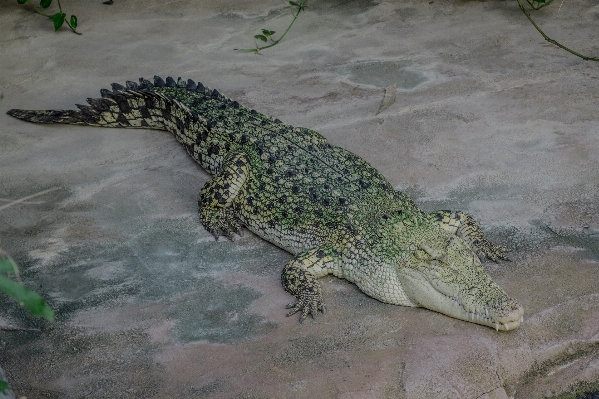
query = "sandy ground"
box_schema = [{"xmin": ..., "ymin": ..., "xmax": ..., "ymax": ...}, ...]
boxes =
[{"xmin": 1, "ymin": 1, "xmax": 598, "ymax": 398}]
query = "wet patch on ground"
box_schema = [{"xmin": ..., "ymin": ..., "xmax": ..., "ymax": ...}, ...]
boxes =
[{"xmin": 340, "ymin": 60, "xmax": 429, "ymax": 89}]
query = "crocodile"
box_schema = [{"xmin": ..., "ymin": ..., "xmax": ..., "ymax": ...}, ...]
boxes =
[{"xmin": 7, "ymin": 76, "xmax": 524, "ymax": 331}]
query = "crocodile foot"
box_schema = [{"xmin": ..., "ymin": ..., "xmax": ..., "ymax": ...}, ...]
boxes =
[
  {"xmin": 199, "ymin": 208, "xmax": 241, "ymax": 239},
  {"xmin": 281, "ymin": 257, "xmax": 327, "ymax": 322}
]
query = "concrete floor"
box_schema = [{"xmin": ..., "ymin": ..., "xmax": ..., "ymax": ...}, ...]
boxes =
[{"xmin": 1, "ymin": 1, "xmax": 598, "ymax": 398}]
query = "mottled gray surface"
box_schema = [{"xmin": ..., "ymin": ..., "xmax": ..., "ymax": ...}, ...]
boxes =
[{"xmin": 1, "ymin": 1, "xmax": 598, "ymax": 398}]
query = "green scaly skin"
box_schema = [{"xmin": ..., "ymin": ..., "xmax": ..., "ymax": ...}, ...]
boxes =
[{"xmin": 7, "ymin": 76, "xmax": 524, "ymax": 331}]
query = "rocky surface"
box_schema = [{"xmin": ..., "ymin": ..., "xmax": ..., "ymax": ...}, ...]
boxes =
[{"xmin": 0, "ymin": 1, "xmax": 598, "ymax": 398}]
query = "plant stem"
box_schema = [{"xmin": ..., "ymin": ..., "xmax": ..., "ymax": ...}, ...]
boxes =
[
  {"xmin": 517, "ymin": 0, "xmax": 598, "ymax": 61},
  {"xmin": 237, "ymin": 0, "xmax": 308, "ymax": 53}
]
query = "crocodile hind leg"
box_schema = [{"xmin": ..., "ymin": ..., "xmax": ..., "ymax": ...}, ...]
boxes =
[
  {"xmin": 281, "ymin": 248, "xmax": 340, "ymax": 322},
  {"xmin": 198, "ymin": 150, "xmax": 249, "ymax": 239},
  {"xmin": 429, "ymin": 210, "xmax": 510, "ymax": 261}
]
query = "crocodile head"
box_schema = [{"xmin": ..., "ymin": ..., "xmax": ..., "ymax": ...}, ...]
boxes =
[{"xmin": 398, "ymin": 235, "xmax": 523, "ymax": 331}]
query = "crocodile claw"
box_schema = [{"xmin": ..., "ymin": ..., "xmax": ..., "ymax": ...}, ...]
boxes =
[
  {"xmin": 199, "ymin": 208, "xmax": 242, "ymax": 240},
  {"xmin": 285, "ymin": 297, "xmax": 326, "ymax": 323}
]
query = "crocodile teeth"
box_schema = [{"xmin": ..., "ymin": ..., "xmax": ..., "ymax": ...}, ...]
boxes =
[
  {"xmin": 495, "ymin": 323, "xmax": 499, "ymax": 331},
  {"xmin": 505, "ymin": 324, "xmax": 510, "ymax": 331},
  {"xmin": 520, "ymin": 316, "xmax": 524, "ymax": 323}
]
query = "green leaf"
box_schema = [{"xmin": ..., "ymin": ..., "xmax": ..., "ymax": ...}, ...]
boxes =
[
  {"xmin": 17, "ymin": 0, "xmax": 28, "ymax": 4},
  {"xmin": 261, "ymin": 29, "xmax": 275, "ymax": 36},
  {"xmin": 0, "ymin": 380, "xmax": 8, "ymax": 394},
  {"xmin": 52, "ymin": 12, "xmax": 65, "ymax": 31},
  {"xmin": 0, "ymin": 275, "xmax": 54, "ymax": 321},
  {"xmin": 254, "ymin": 34, "xmax": 267, "ymax": 42},
  {"xmin": 289, "ymin": 1, "xmax": 300, "ymax": 6},
  {"xmin": 70, "ymin": 15, "xmax": 77, "ymax": 29},
  {"xmin": 0, "ymin": 258, "xmax": 16, "ymax": 273},
  {"xmin": 39, "ymin": 0, "xmax": 52, "ymax": 8}
]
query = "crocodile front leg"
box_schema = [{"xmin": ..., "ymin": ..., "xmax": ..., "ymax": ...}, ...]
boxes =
[
  {"xmin": 281, "ymin": 248, "xmax": 340, "ymax": 322},
  {"xmin": 430, "ymin": 210, "xmax": 510, "ymax": 261},
  {"xmin": 198, "ymin": 150, "xmax": 249, "ymax": 239}
]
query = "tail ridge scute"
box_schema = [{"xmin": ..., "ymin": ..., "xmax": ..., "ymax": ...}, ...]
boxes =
[{"xmin": 8, "ymin": 75, "xmax": 236, "ymax": 132}]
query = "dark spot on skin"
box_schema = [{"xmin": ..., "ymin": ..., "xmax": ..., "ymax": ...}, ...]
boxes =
[
  {"xmin": 338, "ymin": 198, "xmax": 347, "ymax": 205},
  {"xmin": 292, "ymin": 186, "xmax": 301, "ymax": 194},
  {"xmin": 207, "ymin": 145, "xmax": 220, "ymax": 156},
  {"xmin": 117, "ymin": 100, "xmax": 132, "ymax": 113},
  {"xmin": 359, "ymin": 180, "xmax": 370, "ymax": 189},
  {"xmin": 139, "ymin": 107, "xmax": 152, "ymax": 119},
  {"xmin": 116, "ymin": 112, "xmax": 129, "ymax": 125}
]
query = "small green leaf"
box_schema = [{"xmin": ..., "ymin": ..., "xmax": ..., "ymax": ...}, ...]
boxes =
[
  {"xmin": 17, "ymin": 0, "xmax": 28, "ymax": 4},
  {"xmin": 70, "ymin": 15, "xmax": 77, "ymax": 29},
  {"xmin": 53, "ymin": 12, "xmax": 65, "ymax": 31},
  {"xmin": 261, "ymin": 29, "xmax": 275, "ymax": 36},
  {"xmin": 254, "ymin": 34, "xmax": 267, "ymax": 42},
  {"xmin": 0, "ymin": 275, "xmax": 54, "ymax": 321},
  {"xmin": 0, "ymin": 258, "xmax": 16, "ymax": 273},
  {"xmin": 0, "ymin": 380, "xmax": 9, "ymax": 394},
  {"xmin": 289, "ymin": 1, "xmax": 300, "ymax": 6},
  {"xmin": 39, "ymin": 0, "xmax": 52, "ymax": 8}
]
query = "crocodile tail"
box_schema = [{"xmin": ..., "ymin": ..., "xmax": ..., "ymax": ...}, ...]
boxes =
[
  {"xmin": 7, "ymin": 76, "xmax": 210, "ymax": 153},
  {"xmin": 8, "ymin": 76, "xmax": 205, "ymax": 129}
]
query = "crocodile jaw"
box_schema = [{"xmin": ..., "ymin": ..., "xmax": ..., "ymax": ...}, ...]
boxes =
[{"xmin": 400, "ymin": 268, "xmax": 524, "ymax": 331}]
